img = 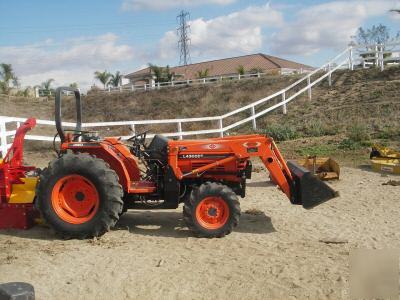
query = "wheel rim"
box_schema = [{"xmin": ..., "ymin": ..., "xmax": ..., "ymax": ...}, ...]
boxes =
[
  {"xmin": 195, "ymin": 196, "xmax": 230, "ymax": 230},
  {"xmin": 51, "ymin": 175, "xmax": 100, "ymax": 224}
]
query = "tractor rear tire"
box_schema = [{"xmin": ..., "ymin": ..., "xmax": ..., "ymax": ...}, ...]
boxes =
[
  {"xmin": 183, "ymin": 182, "xmax": 240, "ymax": 238},
  {"xmin": 36, "ymin": 153, "xmax": 123, "ymax": 239}
]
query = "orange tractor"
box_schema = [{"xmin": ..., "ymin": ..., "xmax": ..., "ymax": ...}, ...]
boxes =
[{"xmin": 2, "ymin": 87, "xmax": 337, "ymax": 238}]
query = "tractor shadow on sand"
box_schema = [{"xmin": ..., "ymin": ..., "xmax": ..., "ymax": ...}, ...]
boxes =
[
  {"xmin": 0, "ymin": 209, "xmax": 276, "ymax": 240},
  {"xmin": 115, "ymin": 209, "xmax": 276, "ymax": 238}
]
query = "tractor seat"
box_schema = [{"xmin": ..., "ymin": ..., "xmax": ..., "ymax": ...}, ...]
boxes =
[{"xmin": 146, "ymin": 135, "xmax": 169, "ymax": 161}]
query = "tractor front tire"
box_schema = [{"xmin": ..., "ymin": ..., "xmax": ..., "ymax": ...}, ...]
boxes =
[
  {"xmin": 36, "ymin": 153, "xmax": 123, "ymax": 239},
  {"xmin": 183, "ymin": 182, "xmax": 240, "ymax": 238}
]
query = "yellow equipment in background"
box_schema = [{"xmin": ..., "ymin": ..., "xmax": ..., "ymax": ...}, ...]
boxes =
[
  {"xmin": 297, "ymin": 156, "xmax": 340, "ymax": 181},
  {"xmin": 370, "ymin": 145, "xmax": 400, "ymax": 175}
]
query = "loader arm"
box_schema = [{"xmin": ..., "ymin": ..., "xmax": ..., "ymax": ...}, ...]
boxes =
[{"xmin": 168, "ymin": 135, "xmax": 337, "ymax": 208}]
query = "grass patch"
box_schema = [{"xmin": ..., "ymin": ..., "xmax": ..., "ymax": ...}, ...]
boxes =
[{"xmin": 295, "ymin": 143, "xmax": 338, "ymax": 157}]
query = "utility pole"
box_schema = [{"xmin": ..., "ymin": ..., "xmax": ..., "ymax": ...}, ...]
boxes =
[{"xmin": 177, "ymin": 10, "xmax": 191, "ymax": 66}]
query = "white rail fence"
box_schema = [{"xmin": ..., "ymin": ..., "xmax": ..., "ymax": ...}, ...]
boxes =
[
  {"xmin": 105, "ymin": 68, "xmax": 311, "ymax": 94},
  {"xmin": 1, "ymin": 42, "xmax": 399, "ymax": 157}
]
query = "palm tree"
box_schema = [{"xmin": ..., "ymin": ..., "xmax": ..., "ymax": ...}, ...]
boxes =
[
  {"xmin": 0, "ymin": 64, "xmax": 15, "ymax": 84},
  {"xmin": 0, "ymin": 63, "xmax": 18, "ymax": 93},
  {"xmin": 148, "ymin": 64, "xmax": 163, "ymax": 82},
  {"xmin": 108, "ymin": 71, "xmax": 122, "ymax": 87},
  {"xmin": 196, "ymin": 69, "xmax": 209, "ymax": 79},
  {"xmin": 41, "ymin": 78, "xmax": 55, "ymax": 95},
  {"xmin": 148, "ymin": 64, "xmax": 176, "ymax": 83},
  {"xmin": 236, "ymin": 65, "xmax": 245, "ymax": 75},
  {"xmin": 94, "ymin": 70, "xmax": 111, "ymax": 89}
]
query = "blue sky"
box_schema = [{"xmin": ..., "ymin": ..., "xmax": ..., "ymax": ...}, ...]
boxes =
[{"xmin": 0, "ymin": 0, "xmax": 399, "ymax": 89}]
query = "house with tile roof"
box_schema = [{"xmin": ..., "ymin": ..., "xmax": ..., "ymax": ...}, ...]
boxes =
[{"xmin": 124, "ymin": 53, "xmax": 313, "ymax": 86}]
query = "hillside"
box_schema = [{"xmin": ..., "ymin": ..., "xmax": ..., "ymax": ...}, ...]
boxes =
[{"xmin": 1, "ymin": 67, "xmax": 399, "ymax": 162}]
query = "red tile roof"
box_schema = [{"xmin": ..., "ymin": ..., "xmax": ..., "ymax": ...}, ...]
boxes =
[{"xmin": 125, "ymin": 53, "xmax": 313, "ymax": 81}]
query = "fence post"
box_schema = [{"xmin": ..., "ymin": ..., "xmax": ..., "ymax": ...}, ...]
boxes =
[
  {"xmin": 251, "ymin": 106, "xmax": 257, "ymax": 130},
  {"xmin": 119, "ymin": 86, "xmax": 122, "ymax": 92},
  {"xmin": 203, "ymin": 78, "xmax": 206, "ymax": 84},
  {"xmin": 157, "ymin": 82, "xmax": 160, "ymax": 90},
  {"xmin": 307, "ymin": 76, "xmax": 312, "ymax": 101},
  {"xmin": 131, "ymin": 84, "xmax": 135, "ymax": 92},
  {"xmin": 349, "ymin": 46, "xmax": 354, "ymax": 70},
  {"xmin": 108, "ymin": 87, "xmax": 111, "ymax": 93},
  {"xmin": 219, "ymin": 118, "xmax": 224, "ymax": 137},
  {"xmin": 177, "ymin": 122, "xmax": 183, "ymax": 140},
  {"xmin": 238, "ymin": 74, "xmax": 241, "ymax": 80},
  {"xmin": 171, "ymin": 81, "xmax": 175, "ymax": 87},
  {"xmin": 375, "ymin": 44, "xmax": 379, "ymax": 67},
  {"xmin": 328, "ymin": 63, "xmax": 332, "ymax": 87},
  {"xmin": 282, "ymin": 91, "xmax": 287, "ymax": 115},
  {"xmin": 380, "ymin": 44, "xmax": 384, "ymax": 71},
  {"xmin": 144, "ymin": 84, "xmax": 147, "ymax": 91},
  {"xmin": 0, "ymin": 118, "xmax": 7, "ymax": 158},
  {"xmin": 257, "ymin": 72, "xmax": 260, "ymax": 78},
  {"xmin": 130, "ymin": 124, "xmax": 136, "ymax": 135}
]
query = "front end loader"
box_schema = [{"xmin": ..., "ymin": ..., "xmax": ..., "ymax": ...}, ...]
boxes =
[{"xmin": 32, "ymin": 87, "xmax": 338, "ymax": 238}]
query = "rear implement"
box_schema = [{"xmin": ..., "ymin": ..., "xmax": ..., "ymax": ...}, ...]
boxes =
[{"xmin": 0, "ymin": 118, "xmax": 39, "ymax": 230}]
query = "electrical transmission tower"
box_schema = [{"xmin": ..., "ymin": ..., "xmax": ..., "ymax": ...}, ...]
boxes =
[{"xmin": 177, "ymin": 10, "xmax": 191, "ymax": 66}]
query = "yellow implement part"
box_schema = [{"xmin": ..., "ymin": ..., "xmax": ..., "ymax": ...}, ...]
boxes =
[
  {"xmin": 370, "ymin": 145, "xmax": 400, "ymax": 175},
  {"xmin": 297, "ymin": 157, "xmax": 340, "ymax": 181},
  {"xmin": 371, "ymin": 158, "xmax": 400, "ymax": 175},
  {"xmin": 372, "ymin": 144, "xmax": 400, "ymax": 159},
  {"xmin": 9, "ymin": 177, "xmax": 38, "ymax": 204}
]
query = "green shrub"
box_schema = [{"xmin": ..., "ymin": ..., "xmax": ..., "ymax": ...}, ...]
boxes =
[
  {"xmin": 338, "ymin": 138, "xmax": 360, "ymax": 150},
  {"xmin": 260, "ymin": 124, "xmax": 299, "ymax": 141},
  {"xmin": 347, "ymin": 123, "xmax": 370, "ymax": 142},
  {"xmin": 376, "ymin": 126, "xmax": 400, "ymax": 140},
  {"xmin": 303, "ymin": 120, "xmax": 339, "ymax": 137}
]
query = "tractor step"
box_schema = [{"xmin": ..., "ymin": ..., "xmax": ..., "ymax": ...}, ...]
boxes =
[
  {"xmin": 287, "ymin": 161, "xmax": 338, "ymax": 209},
  {"xmin": 130, "ymin": 181, "xmax": 157, "ymax": 194}
]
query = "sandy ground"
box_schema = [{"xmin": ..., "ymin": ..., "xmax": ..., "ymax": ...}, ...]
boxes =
[{"xmin": 0, "ymin": 166, "xmax": 399, "ymax": 300}]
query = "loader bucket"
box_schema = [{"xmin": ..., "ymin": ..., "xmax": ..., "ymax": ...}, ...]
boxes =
[{"xmin": 287, "ymin": 160, "xmax": 338, "ymax": 209}]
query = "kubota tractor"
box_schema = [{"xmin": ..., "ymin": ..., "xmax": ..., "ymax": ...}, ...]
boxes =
[{"xmin": 30, "ymin": 87, "xmax": 336, "ymax": 238}]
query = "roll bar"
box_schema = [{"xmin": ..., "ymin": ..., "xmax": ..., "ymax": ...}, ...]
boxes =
[{"xmin": 55, "ymin": 87, "xmax": 82, "ymax": 143}]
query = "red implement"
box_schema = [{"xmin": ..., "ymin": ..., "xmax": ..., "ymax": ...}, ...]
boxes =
[{"xmin": 0, "ymin": 118, "xmax": 39, "ymax": 230}]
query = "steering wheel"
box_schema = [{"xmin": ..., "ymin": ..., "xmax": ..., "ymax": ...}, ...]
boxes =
[{"xmin": 128, "ymin": 130, "xmax": 149, "ymax": 146}]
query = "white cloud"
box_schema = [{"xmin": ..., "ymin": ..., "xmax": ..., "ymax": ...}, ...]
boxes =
[
  {"xmin": 159, "ymin": 3, "xmax": 283, "ymax": 60},
  {"xmin": 271, "ymin": 0, "xmax": 398, "ymax": 56},
  {"xmin": 122, "ymin": 0, "xmax": 235, "ymax": 11},
  {"xmin": 0, "ymin": 34, "xmax": 134, "ymax": 89},
  {"xmin": 389, "ymin": 9, "xmax": 400, "ymax": 21}
]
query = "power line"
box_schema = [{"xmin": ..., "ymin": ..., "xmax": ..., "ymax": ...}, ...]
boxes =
[{"xmin": 177, "ymin": 10, "xmax": 191, "ymax": 66}]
